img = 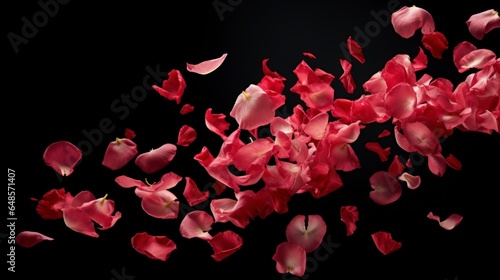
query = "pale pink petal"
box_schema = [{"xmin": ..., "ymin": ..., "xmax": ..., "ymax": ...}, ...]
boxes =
[
  {"xmin": 102, "ymin": 138, "xmax": 138, "ymax": 170},
  {"xmin": 385, "ymin": 82, "xmax": 417, "ymax": 119},
  {"xmin": 369, "ymin": 171, "xmax": 402, "ymax": 205},
  {"xmin": 453, "ymin": 41, "xmax": 478, "ymax": 70},
  {"xmin": 272, "ymin": 241, "xmax": 306, "ymax": 276},
  {"xmin": 340, "ymin": 205, "xmax": 359, "ymax": 236},
  {"xmin": 229, "ymin": 84, "xmax": 275, "ymax": 130},
  {"xmin": 458, "ymin": 49, "xmax": 497, "ymax": 73},
  {"xmin": 422, "ymin": 31, "xmax": 449, "ymax": 59},
  {"xmin": 43, "ymin": 141, "xmax": 82, "ymax": 176},
  {"xmin": 205, "ymin": 108, "xmax": 230, "ymax": 140},
  {"xmin": 179, "ymin": 210, "xmax": 214, "ymax": 240},
  {"xmin": 141, "ymin": 190, "xmax": 179, "ymax": 219},
  {"xmin": 16, "ymin": 231, "xmax": 54, "ymax": 248},
  {"xmin": 182, "ymin": 177, "xmax": 209, "ymax": 207},
  {"xmin": 427, "ymin": 212, "xmax": 463, "ymax": 230},
  {"xmin": 152, "ymin": 69, "xmax": 186, "ymax": 104},
  {"xmin": 466, "ymin": 9, "xmax": 500, "ymax": 40},
  {"xmin": 207, "ymin": 230, "xmax": 243, "ymax": 261},
  {"xmin": 186, "ymin": 53, "xmax": 227, "ymax": 75},
  {"xmin": 371, "ymin": 231, "xmax": 402, "ymax": 255},
  {"xmin": 131, "ymin": 232, "xmax": 176, "ymax": 261},
  {"xmin": 180, "ymin": 104, "xmax": 194, "ymax": 115},
  {"xmin": 135, "ymin": 143, "xmax": 177, "ymax": 174},
  {"xmin": 177, "ymin": 125, "xmax": 197, "ymax": 147},
  {"xmin": 62, "ymin": 206, "xmax": 98, "ymax": 238},
  {"xmin": 303, "ymin": 112, "xmax": 329, "ymax": 140},
  {"xmin": 391, "ymin": 6, "xmax": 435, "ymax": 39},
  {"xmin": 286, "ymin": 214, "xmax": 327, "ymax": 253},
  {"xmin": 398, "ymin": 172, "xmax": 421, "ymax": 189},
  {"xmin": 347, "ymin": 36, "xmax": 365, "ymax": 64}
]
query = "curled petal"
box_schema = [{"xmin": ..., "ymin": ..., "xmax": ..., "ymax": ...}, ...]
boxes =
[
  {"xmin": 371, "ymin": 231, "xmax": 402, "ymax": 255},
  {"xmin": 339, "ymin": 59, "xmax": 356, "ymax": 94},
  {"xmin": 466, "ymin": 9, "xmax": 500, "ymax": 40},
  {"xmin": 152, "ymin": 69, "xmax": 186, "ymax": 104},
  {"xmin": 16, "ymin": 231, "xmax": 54, "ymax": 248},
  {"xmin": 135, "ymin": 143, "xmax": 177, "ymax": 174},
  {"xmin": 79, "ymin": 195, "xmax": 121, "ymax": 230},
  {"xmin": 182, "ymin": 177, "xmax": 209, "ymax": 207},
  {"xmin": 445, "ymin": 153, "xmax": 462, "ymax": 170},
  {"xmin": 340, "ymin": 205, "xmax": 359, "ymax": 236},
  {"xmin": 102, "ymin": 138, "xmax": 138, "ymax": 171},
  {"xmin": 369, "ymin": 171, "xmax": 402, "ymax": 205},
  {"xmin": 179, "ymin": 210, "xmax": 214, "ymax": 240},
  {"xmin": 141, "ymin": 190, "xmax": 179, "ymax": 219},
  {"xmin": 272, "ymin": 241, "xmax": 306, "ymax": 276},
  {"xmin": 131, "ymin": 232, "xmax": 176, "ymax": 261},
  {"xmin": 391, "ymin": 6, "xmax": 435, "ymax": 39},
  {"xmin": 422, "ymin": 31, "xmax": 448, "ymax": 59},
  {"xmin": 186, "ymin": 53, "xmax": 227, "ymax": 75},
  {"xmin": 43, "ymin": 141, "xmax": 82, "ymax": 176},
  {"xmin": 207, "ymin": 230, "xmax": 243, "ymax": 261},
  {"xmin": 427, "ymin": 212, "xmax": 463, "ymax": 230},
  {"xmin": 205, "ymin": 108, "xmax": 230, "ymax": 140},
  {"xmin": 36, "ymin": 188, "xmax": 73, "ymax": 220},
  {"xmin": 398, "ymin": 172, "xmax": 421, "ymax": 190}
]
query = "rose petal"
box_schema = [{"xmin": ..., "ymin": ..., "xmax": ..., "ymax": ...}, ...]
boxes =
[
  {"xmin": 340, "ymin": 205, "xmax": 359, "ymax": 236},
  {"xmin": 43, "ymin": 141, "xmax": 82, "ymax": 176},
  {"xmin": 466, "ymin": 9, "xmax": 500, "ymax": 40},
  {"xmin": 207, "ymin": 230, "xmax": 243, "ymax": 261},
  {"xmin": 131, "ymin": 232, "xmax": 176, "ymax": 261},
  {"xmin": 369, "ymin": 171, "xmax": 402, "ymax": 205},
  {"xmin": 391, "ymin": 6, "xmax": 435, "ymax": 38},
  {"xmin": 427, "ymin": 212, "xmax": 463, "ymax": 230},
  {"xmin": 177, "ymin": 125, "xmax": 197, "ymax": 147},
  {"xmin": 286, "ymin": 214, "xmax": 327, "ymax": 253},
  {"xmin": 371, "ymin": 231, "xmax": 402, "ymax": 255},
  {"xmin": 16, "ymin": 231, "xmax": 54, "ymax": 248},
  {"xmin": 135, "ymin": 143, "xmax": 177, "ymax": 174},
  {"xmin": 186, "ymin": 53, "xmax": 227, "ymax": 75},
  {"xmin": 272, "ymin": 241, "xmax": 306, "ymax": 276},
  {"xmin": 102, "ymin": 138, "xmax": 138, "ymax": 171},
  {"xmin": 179, "ymin": 210, "xmax": 214, "ymax": 240}
]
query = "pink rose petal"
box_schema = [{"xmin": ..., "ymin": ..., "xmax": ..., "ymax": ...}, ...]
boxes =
[{"xmin": 186, "ymin": 53, "xmax": 227, "ymax": 75}]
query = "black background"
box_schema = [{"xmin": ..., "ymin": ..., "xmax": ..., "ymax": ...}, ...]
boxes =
[{"xmin": 4, "ymin": 0, "xmax": 499, "ymax": 279}]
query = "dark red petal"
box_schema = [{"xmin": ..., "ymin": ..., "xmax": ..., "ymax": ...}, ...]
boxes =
[
  {"xmin": 124, "ymin": 128, "xmax": 136, "ymax": 139},
  {"xmin": 177, "ymin": 125, "xmax": 197, "ymax": 147},
  {"xmin": 347, "ymin": 36, "xmax": 365, "ymax": 64},
  {"xmin": 371, "ymin": 231, "xmax": 402, "ymax": 255},
  {"xmin": 340, "ymin": 205, "xmax": 359, "ymax": 236}
]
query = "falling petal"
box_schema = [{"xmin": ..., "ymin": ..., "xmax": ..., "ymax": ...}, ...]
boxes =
[
  {"xmin": 272, "ymin": 241, "xmax": 306, "ymax": 276},
  {"xmin": 177, "ymin": 125, "xmax": 197, "ymax": 147},
  {"xmin": 180, "ymin": 104, "xmax": 195, "ymax": 115},
  {"xmin": 179, "ymin": 210, "xmax": 214, "ymax": 240},
  {"xmin": 466, "ymin": 9, "xmax": 500, "ymax": 40},
  {"xmin": 286, "ymin": 214, "xmax": 327, "ymax": 253},
  {"xmin": 398, "ymin": 172, "xmax": 421, "ymax": 189},
  {"xmin": 124, "ymin": 128, "xmax": 136, "ymax": 139},
  {"xmin": 16, "ymin": 231, "xmax": 54, "ymax": 248},
  {"xmin": 340, "ymin": 205, "xmax": 359, "ymax": 236},
  {"xmin": 135, "ymin": 143, "xmax": 177, "ymax": 174},
  {"xmin": 152, "ymin": 69, "xmax": 186, "ymax": 104},
  {"xmin": 102, "ymin": 138, "xmax": 138, "ymax": 171},
  {"xmin": 347, "ymin": 36, "xmax": 365, "ymax": 63},
  {"xmin": 182, "ymin": 177, "xmax": 209, "ymax": 207},
  {"xmin": 43, "ymin": 141, "xmax": 82, "ymax": 177},
  {"xmin": 131, "ymin": 232, "xmax": 176, "ymax": 261},
  {"xmin": 207, "ymin": 230, "xmax": 243, "ymax": 261},
  {"xmin": 371, "ymin": 231, "xmax": 402, "ymax": 255},
  {"xmin": 186, "ymin": 53, "xmax": 227, "ymax": 75},
  {"xmin": 422, "ymin": 31, "xmax": 448, "ymax": 59},
  {"xmin": 427, "ymin": 212, "xmax": 463, "ymax": 230},
  {"xmin": 369, "ymin": 171, "xmax": 402, "ymax": 205},
  {"xmin": 391, "ymin": 6, "xmax": 435, "ymax": 38}
]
